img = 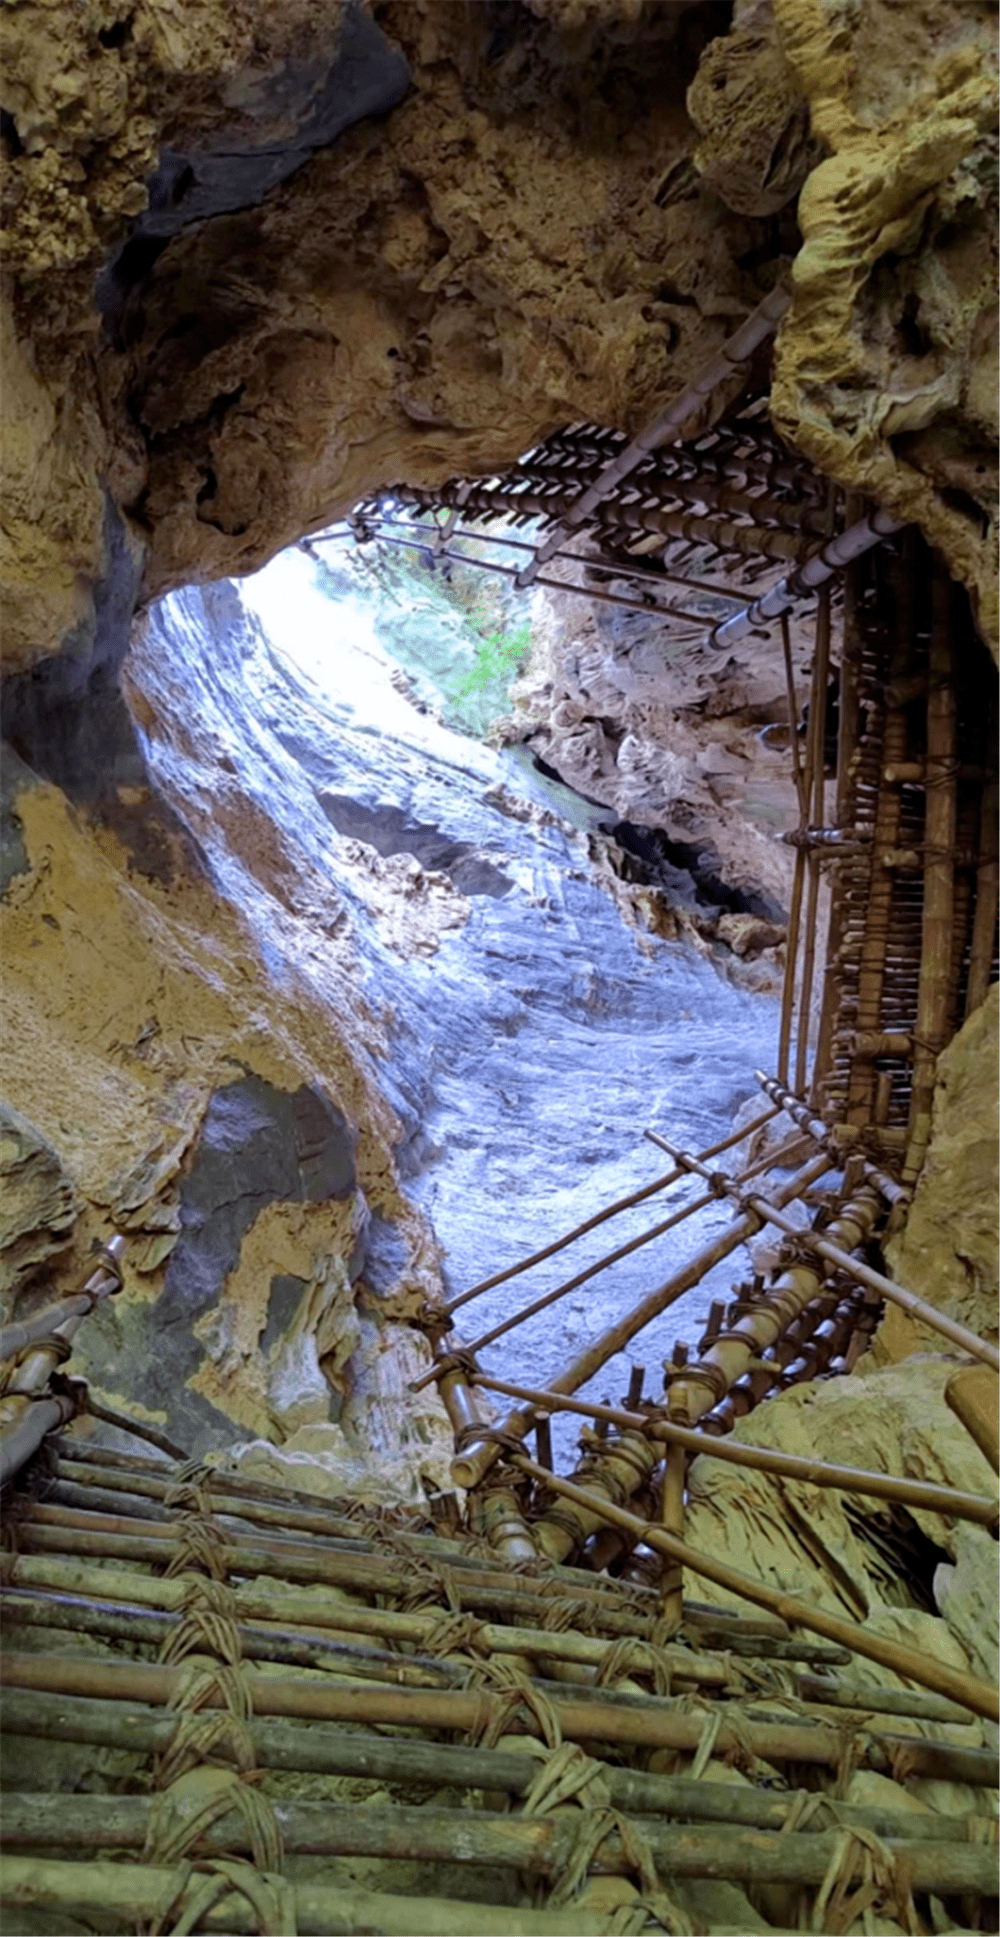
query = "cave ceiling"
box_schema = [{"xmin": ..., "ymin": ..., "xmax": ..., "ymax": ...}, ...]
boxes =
[{"xmin": 1, "ymin": 0, "xmax": 996, "ymax": 682}]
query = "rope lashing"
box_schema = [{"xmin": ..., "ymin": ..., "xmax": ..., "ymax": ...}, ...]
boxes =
[
  {"xmin": 159, "ymin": 1577, "xmax": 243, "ymax": 1670},
  {"xmin": 164, "ymin": 1514, "xmax": 232, "ymax": 1582},
  {"xmin": 465, "ymin": 1656, "xmax": 563, "ymax": 1750},
  {"xmin": 144, "ymin": 1766, "xmax": 283, "ymax": 1872},
  {"xmin": 143, "ymin": 1856, "xmax": 296, "ymax": 1937},
  {"xmin": 811, "ymin": 1824, "xmax": 921, "ymax": 1936}
]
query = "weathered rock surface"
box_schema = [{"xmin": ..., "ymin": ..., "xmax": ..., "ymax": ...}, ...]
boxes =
[
  {"xmin": 683, "ymin": 1355, "xmax": 999, "ymax": 1800},
  {"xmin": 882, "ymin": 984, "xmax": 999, "ymax": 1362},
  {"xmin": 1, "ymin": 545, "xmax": 787, "ymax": 1481},
  {"xmin": 0, "ymin": 1103, "xmax": 78, "ymax": 1301}
]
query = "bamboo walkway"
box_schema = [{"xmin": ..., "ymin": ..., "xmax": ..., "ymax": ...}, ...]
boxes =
[{"xmin": 2, "ymin": 320, "xmax": 998, "ymax": 1934}]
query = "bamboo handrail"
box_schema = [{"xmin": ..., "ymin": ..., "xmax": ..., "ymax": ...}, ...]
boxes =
[
  {"xmin": 442, "ymin": 1105, "xmax": 779, "ymax": 1318},
  {"xmin": 466, "ymin": 1374, "xmax": 999, "ymax": 1527},
  {"xmin": 510, "ymin": 1456, "xmax": 999, "ymax": 1721},
  {"xmin": 655, "ymin": 1134, "xmax": 1000, "ymax": 1371},
  {"xmin": 416, "ymin": 1127, "xmax": 809, "ymax": 1394},
  {"xmin": 450, "ymin": 1151, "xmax": 831, "ymax": 1491}
]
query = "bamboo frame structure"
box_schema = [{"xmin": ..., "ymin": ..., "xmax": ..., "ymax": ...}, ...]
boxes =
[
  {"xmin": 465, "ymin": 1374, "xmax": 999, "ymax": 1526},
  {"xmin": 450, "ymin": 1152, "xmax": 831, "ymax": 1490},
  {"xmin": 510, "ymin": 1458, "xmax": 999, "ymax": 1722}
]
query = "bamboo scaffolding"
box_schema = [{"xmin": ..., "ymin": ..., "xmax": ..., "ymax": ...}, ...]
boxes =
[
  {"xmin": 513, "ymin": 285, "xmax": 791, "ymax": 586},
  {"xmin": 511, "ymin": 1457, "xmax": 999, "ymax": 1722},
  {"xmin": 965, "ymin": 772, "xmax": 998, "ymax": 1017},
  {"xmin": 450, "ymin": 1152, "xmax": 831, "ymax": 1491},
  {"xmin": 2, "ymin": 1797, "xmax": 995, "ymax": 1896},
  {"xmin": 5, "ymin": 1689, "xmax": 994, "ymax": 1815},
  {"xmin": 794, "ymin": 583, "xmax": 832, "ymax": 1094},
  {"xmin": 655, "ymin": 1135, "xmax": 1000, "ymax": 1370},
  {"xmin": 442, "ymin": 1106, "xmax": 779, "ymax": 1318},
  {"xmin": 5, "ymin": 1649, "xmax": 993, "ymax": 1770},
  {"xmin": 466, "ymin": 1374, "xmax": 999, "ymax": 1527}
]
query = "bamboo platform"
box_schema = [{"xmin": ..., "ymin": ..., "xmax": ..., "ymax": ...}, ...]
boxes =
[{"xmin": 3, "ymin": 323, "xmax": 998, "ymax": 1934}]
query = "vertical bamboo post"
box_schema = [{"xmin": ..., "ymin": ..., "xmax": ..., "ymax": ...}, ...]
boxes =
[
  {"xmin": 659, "ymin": 1440, "xmax": 686, "ymax": 1635},
  {"xmin": 965, "ymin": 774, "xmax": 998, "ymax": 1018},
  {"xmin": 795, "ymin": 583, "xmax": 832, "ymax": 1093},
  {"xmin": 811, "ymin": 545, "xmax": 863, "ymax": 1105},
  {"xmin": 904, "ymin": 564, "xmax": 956, "ymax": 1184},
  {"xmin": 847, "ymin": 540, "xmax": 915, "ymax": 1126}
]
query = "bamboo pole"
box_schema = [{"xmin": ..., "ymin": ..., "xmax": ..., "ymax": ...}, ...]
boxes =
[
  {"xmin": 777, "ymin": 845, "xmax": 807, "ymax": 1085},
  {"xmin": 5, "ymin": 1650, "xmax": 993, "ymax": 1771},
  {"xmin": 754, "ymin": 1071, "xmax": 908, "ymax": 1207},
  {"xmin": 510, "ymin": 1457, "xmax": 999, "ymax": 1723},
  {"xmin": 5, "ymin": 1689, "xmax": 995, "ymax": 1813},
  {"xmin": 795, "ymin": 1673, "xmax": 972, "ymax": 1726},
  {"xmin": 656, "ymin": 1135, "xmax": 1000, "ymax": 1371},
  {"xmin": 795, "ymin": 583, "xmax": 832, "ymax": 1093},
  {"xmin": 442, "ymin": 1107, "xmax": 778, "ymax": 1318},
  {"xmin": 964, "ymin": 769, "xmax": 998, "ymax": 1019},
  {"xmin": 0, "ymin": 1857, "xmax": 619, "ymax": 1937},
  {"xmin": 2, "ymin": 1798, "xmax": 995, "ymax": 1896},
  {"xmin": 659, "ymin": 1439, "xmax": 686, "ymax": 1635},
  {"xmin": 904, "ymin": 565, "xmax": 957, "ymax": 1182},
  {"xmin": 450, "ymin": 1152, "xmax": 831, "ymax": 1491},
  {"xmin": 0, "ymin": 1558, "xmax": 739, "ymax": 1684},
  {"xmin": 945, "ymin": 1366, "xmax": 999, "ymax": 1475},
  {"xmin": 12, "ymin": 1517, "xmax": 659, "ymax": 1638}
]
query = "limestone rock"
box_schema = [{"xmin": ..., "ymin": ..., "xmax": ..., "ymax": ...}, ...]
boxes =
[
  {"xmin": 883, "ymin": 985, "xmax": 999, "ymax": 1360},
  {"xmin": 770, "ymin": 0, "xmax": 999, "ymax": 648},
  {"xmin": 688, "ymin": 18, "xmax": 819, "ymax": 218},
  {"xmin": 0, "ymin": 1102, "xmax": 77, "ymax": 1301}
]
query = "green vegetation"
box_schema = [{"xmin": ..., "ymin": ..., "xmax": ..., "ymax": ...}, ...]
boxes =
[{"xmin": 312, "ymin": 527, "xmax": 537, "ymax": 740}]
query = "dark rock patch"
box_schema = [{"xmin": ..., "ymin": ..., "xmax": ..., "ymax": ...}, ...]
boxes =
[
  {"xmin": 96, "ymin": 4, "xmax": 411, "ymax": 342},
  {"xmin": 319, "ymin": 792, "xmax": 512, "ymax": 898},
  {"xmin": 605, "ymin": 818, "xmax": 786, "ymax": 924},
  {"xmin": 126, "ymin": 1076, "xmax": 356, "ymax": 1443}
]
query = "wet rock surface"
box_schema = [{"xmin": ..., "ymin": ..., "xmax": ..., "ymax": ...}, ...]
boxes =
[{"xmin": 117, "ymin": 546, "xmax": 782, "ymax": 1465}]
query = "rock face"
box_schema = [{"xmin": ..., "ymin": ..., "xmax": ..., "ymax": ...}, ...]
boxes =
[
  {"xmin": 882, "ymin": 985, "xmax": 999, "ymax": 1362},
  {"xmin": 0, "ymin": 547, "xmax": 791, "ymax": 1478},
  {"xmin": 0, "ymin": 1104, "xmax": 77, "ymax": 1301}
]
